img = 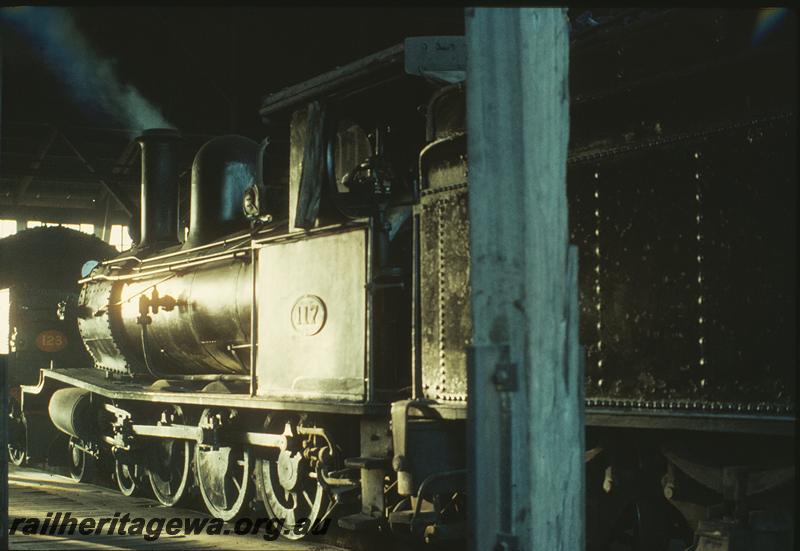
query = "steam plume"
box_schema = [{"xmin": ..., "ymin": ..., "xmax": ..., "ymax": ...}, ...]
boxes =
[{"xmin": 0, "ymin": 6, "xmax": 174, "ymax": 132}]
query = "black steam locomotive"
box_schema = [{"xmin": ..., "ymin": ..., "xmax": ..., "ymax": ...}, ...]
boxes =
[
  {"xmin": 10, "ymin": 9, "xmax": 795, "ymax": 549},
  {"xmin": 1, "ymin": 227, "xmax": 117, "ymax": 466}
]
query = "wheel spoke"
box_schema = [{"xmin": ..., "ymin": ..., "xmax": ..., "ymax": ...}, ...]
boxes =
[
  {"xmin": 285, "ymin": 507, "xmax": 296, "ymax": 529},
  {"xmin": 303, "ymin": 490, "xmax": 313, "ymax": 507}
]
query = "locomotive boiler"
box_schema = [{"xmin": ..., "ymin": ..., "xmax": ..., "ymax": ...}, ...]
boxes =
[
  {"xmin": 10, "ymin": 8, "xmax": 796, "ymax": 550},
  {"xmin": 77, "ymin": 130, "xmax": 258, "ymax": 377}
]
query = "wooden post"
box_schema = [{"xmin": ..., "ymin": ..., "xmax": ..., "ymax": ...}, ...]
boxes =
[
  {"xmin": 1, "ymin": 34, "xmax": 9, "ymax": 551},
  {"xmin": 466, "ymin": 8, "xmax": 583, "ymax": 551},
  {"xmin": 0, "ymin": 354, "xmax": 6, "ymax": 551}
]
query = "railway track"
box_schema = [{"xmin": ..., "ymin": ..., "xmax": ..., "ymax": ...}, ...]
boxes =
[{"xmin": 7, "ymin": 465, "xmax": 431, "ymax": 551}]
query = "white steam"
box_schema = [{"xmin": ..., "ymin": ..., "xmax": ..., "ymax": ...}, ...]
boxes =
[{"xmin": 1, "ymin": 6, "xmax": 174, "ymax": 132}]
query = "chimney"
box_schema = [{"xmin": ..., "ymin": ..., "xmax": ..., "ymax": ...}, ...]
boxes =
[{"xmin": 136, "ymin": 128, "xmax": 181, "ymax": 248}]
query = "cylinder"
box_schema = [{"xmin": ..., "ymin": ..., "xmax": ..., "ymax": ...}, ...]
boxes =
[
  {"xmin": 137, "ymin": 128, "xmax": 181, "ymax": 248},
  {"xmin": 48, "ymin": 388, "xmax": 95, "ymax": 440}
]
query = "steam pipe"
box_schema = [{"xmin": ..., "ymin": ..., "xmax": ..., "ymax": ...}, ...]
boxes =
[
  {"xmin": 102, "ymin": 233, "xmax": 252, "ymax": 266},
  {"xmin": 256, "ymin": 137, "xmax": 270, "ymax": 192}
]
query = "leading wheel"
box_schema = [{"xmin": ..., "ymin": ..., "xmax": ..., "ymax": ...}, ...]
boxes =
[
  {"xmin": 147, "ymin": 405, "xmax": 192, "ymax": 506},
  {"xmin": 115, "ymin": 458, "xmax": 146, "ymax": 496},
  {"xmin": 195, "ymin": 407, "xmax": 252, "ymax": 520},
  {"xmin": 254, "ymin": 414, "xmax": 331, "ymax": 540}
]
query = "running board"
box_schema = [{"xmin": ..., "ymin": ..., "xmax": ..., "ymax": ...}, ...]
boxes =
[{"xmin": 21, "ymin": 368, "xmax": 386, "ymax": 416}]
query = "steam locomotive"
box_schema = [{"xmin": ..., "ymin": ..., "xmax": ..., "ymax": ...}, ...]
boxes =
[
  {"xmin": 1, "ymin": 227, "xmax": 117, "ymax": 466},
  {"xmin": 9, "ymin": 9, "xmax": 796, "ymax": 549}
]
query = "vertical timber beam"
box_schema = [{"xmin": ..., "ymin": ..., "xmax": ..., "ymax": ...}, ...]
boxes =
[
  {"xmin": 466, "ymin": 8, "xmax": 584, "ymax": 551},
  {"xmin": 1, "ymin": 34, "xmax": 8, "ymax": 551}
]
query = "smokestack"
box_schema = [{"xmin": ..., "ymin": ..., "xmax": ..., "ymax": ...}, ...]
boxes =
[{"xmin": 136, "ymin": 128, "xmax": 181, "ymax": 248}]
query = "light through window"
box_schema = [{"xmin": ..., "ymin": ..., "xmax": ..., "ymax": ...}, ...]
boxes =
[
  {"xmin": 0, "ymin": 219, "xmax": 16, "ymax": 238},
  {"xmin": 109, "ymin": 225, "xmax": 132, "ymax": 251},
  {"xmin": 25, "ymin": 221, "xmax": 95, "ymax": 235},
  {"xmin": 0, "ymin": 288, "xmax": 9, "ymax": 355}
]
